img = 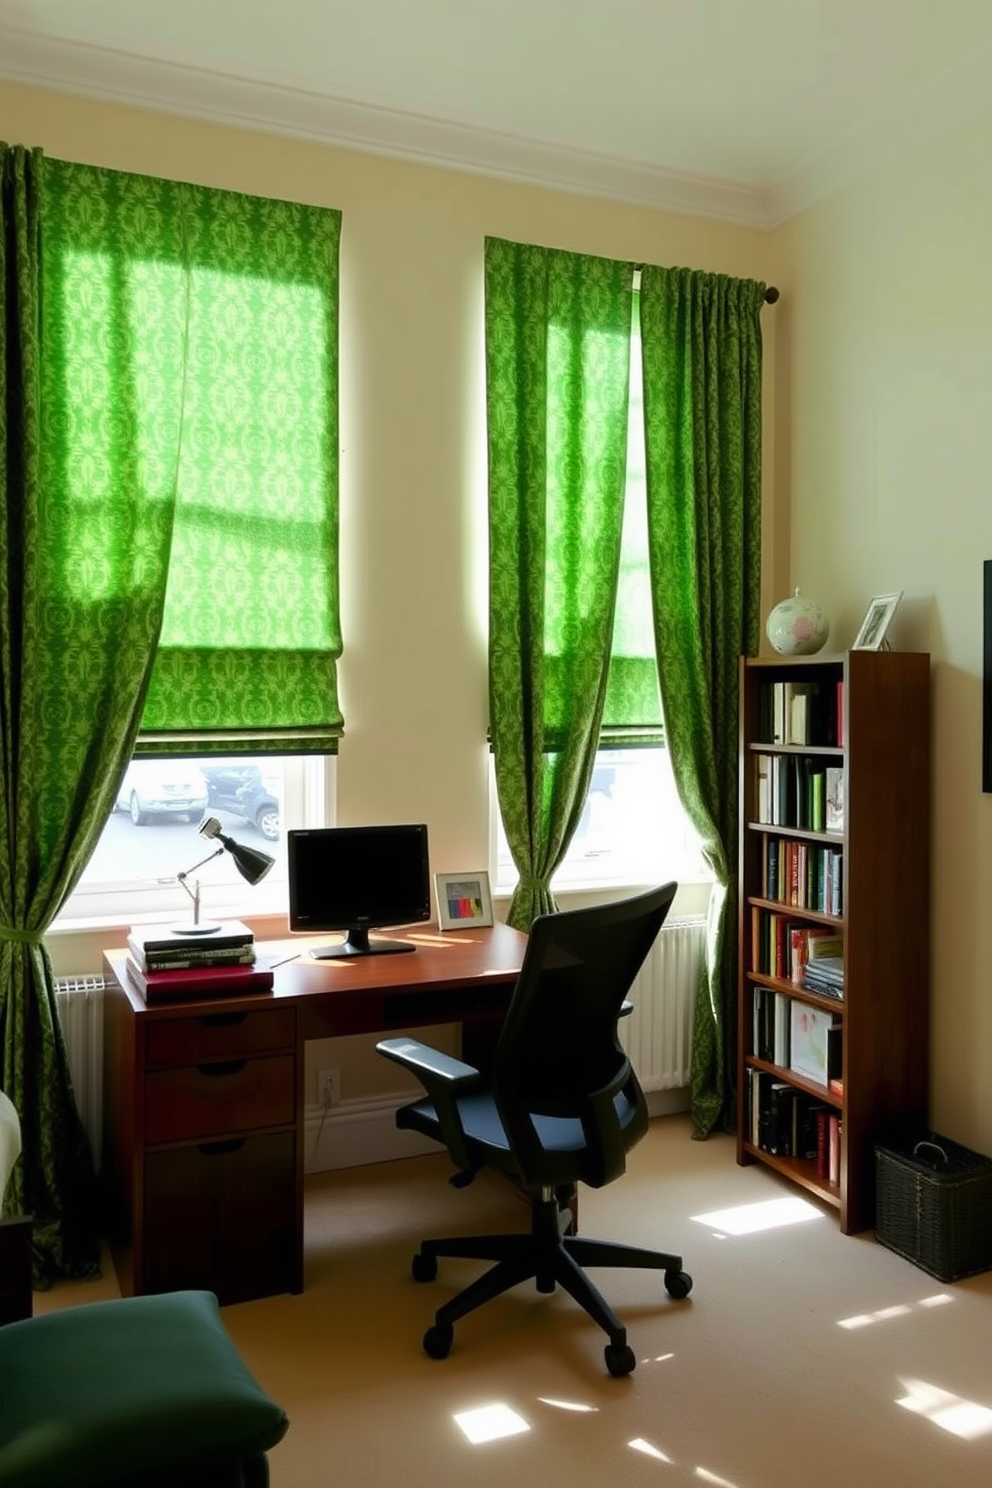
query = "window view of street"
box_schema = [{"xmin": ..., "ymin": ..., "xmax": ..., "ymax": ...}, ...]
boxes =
[{"xmin": 81, "ymin": 758, "xmax": 285, "ymax": 888}]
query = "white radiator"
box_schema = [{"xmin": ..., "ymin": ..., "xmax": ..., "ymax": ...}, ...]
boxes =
[
  {"xmin": 54, "ymin": 976, "xmax": 108, "ymax": 1173},
  {"xmin": 619, "ymin": 917, "xmax": 705, "ymax": 1094}
]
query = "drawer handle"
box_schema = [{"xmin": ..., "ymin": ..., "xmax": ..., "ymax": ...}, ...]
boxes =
[
  {"xmin": 197, "ymin": 1059, "xmax": 247, "ymax": 1078},
  {"xmin": 197, "ymin": 1138, "xmax": 247, "ymax": 1156},
  {"xmin": 199, "ymin": 1012, "xmax": 249, "ymax": 1028}
]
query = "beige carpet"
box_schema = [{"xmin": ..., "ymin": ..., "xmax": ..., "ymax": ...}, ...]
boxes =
[{"xmin": 37, "ymin": 1115, "xmax": 992, "ymax": 1487}]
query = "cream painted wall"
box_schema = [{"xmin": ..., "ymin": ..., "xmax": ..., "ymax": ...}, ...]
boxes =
[
  {"xmin": 781, "ymin": 104, "xmax": 992, "ymax": 1152},
  {"xmin": 1, "ymin": 80, "xmax": 779, "ymax": 1106}
]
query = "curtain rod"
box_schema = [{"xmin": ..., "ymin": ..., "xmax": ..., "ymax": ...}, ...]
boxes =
[{"xmin": 632, "ymin": 267, "xmax": 779, "ymax": 303}]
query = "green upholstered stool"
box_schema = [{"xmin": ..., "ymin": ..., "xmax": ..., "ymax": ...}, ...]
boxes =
[{"xmin": 0, "ymin": 1289, "xmax": 288, "ymax": 1488}]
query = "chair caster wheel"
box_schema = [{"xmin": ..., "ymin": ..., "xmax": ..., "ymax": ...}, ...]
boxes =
[
  {"xmin": 665, "ymin": 1269, "xmax": 693, "ymax": 1300},
  {"xmin": 605, "ymin": 1342, "xmax": 636, "ymax": 1377},
  {"xmin": 423, "ymin": 1324, "xmax": 453, "ymax": 1359},
  {"xmin": 412, "ymin": 1251, "xmax": 438, "ymax": 1283}
]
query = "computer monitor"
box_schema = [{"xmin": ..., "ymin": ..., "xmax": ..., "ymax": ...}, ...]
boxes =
[{"xmin": 287, "ymin": 823, "xmax": 431, "ymax": 959}]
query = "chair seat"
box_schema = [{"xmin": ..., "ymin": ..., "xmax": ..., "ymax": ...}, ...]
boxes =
[
  {"xmin": 0, "ymin": 1290, "xmax": 288, "ymax": 1488},
  {"xmin": 398, "ymin": 1088, "xmax": 644, "ymax": 1173}
]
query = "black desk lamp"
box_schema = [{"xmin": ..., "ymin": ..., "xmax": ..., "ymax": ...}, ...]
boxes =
[{"xmin": 175, "ymin": 816, "xmax": 276, "ymax": 934}]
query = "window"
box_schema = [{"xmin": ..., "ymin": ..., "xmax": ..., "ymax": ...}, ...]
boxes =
[
  {"xmin": 57, "ymin": 753, "xmax": 331, "ymax": 926},
  {"xmin": 40, "ymin": 162, "xmax": 343, "ymax": 928},
  {"xmin": 492, "ymin": 746, "xmax": 705, "ymax": 894}
]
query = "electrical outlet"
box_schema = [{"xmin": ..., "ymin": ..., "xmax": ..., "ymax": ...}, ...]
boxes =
[{"xmin": 317, "ymin": 1068, "xmax": 341, "ymax": 1107}]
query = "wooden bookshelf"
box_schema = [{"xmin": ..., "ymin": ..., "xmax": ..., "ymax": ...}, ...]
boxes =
[{"xmin": 736, "ymin": 650, "xmax": 930, "ymax": 1234}]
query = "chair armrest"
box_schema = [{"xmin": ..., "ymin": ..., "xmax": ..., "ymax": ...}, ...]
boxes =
[
  {"xmin": 376, "ymin": 1038, "xmax": 480, "ymax": 1093},
  {"xmin": 376, "ymin": 1038, "xmax": 482, "ymax": 1172}
]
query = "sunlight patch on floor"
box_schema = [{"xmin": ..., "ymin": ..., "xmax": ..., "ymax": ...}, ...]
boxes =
[
  {"xmin": 537, "ymin": 1398, "xmax": 598, "ymax": 1412},
  {"xmin": 691, "ymin": 1195, "xmax": 824, "ymax": 1236},
  {"xmin": 838, "ymin": 1292, "xmax": 954, "ymax": 1329},
  {"xmin": 897, "ymin": 1378, "xmax": 992, "ymax": 1439},
  {"xmin": 453, "ymin": 1403, "xmax": 530, "ymax": 1443},
  {"xmin": 629, "ymin": 1438, "xmax": 672, "ymax": 1462}
]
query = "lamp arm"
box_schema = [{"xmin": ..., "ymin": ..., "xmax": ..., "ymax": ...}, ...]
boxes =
[
  {"xmin": 176, "ymin": 846, "xmax": 226, "ymax": 926},
  {"xmin": 177, "ymin": 846, "xmax": 226, "ymax": 884}
]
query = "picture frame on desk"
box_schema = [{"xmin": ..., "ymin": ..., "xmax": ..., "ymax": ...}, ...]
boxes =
[
  {"xmin": 435, "ymin": 871, "xmax": 493, "ymax": 931},
  {"xmin": 852, "ymin": 590, "xmax": 902, "ymax": 651}
]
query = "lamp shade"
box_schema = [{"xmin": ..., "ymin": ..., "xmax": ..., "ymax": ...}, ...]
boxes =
[
  {"xmin": 198, "ymin": 816, "xmax": 275, "ymax": 885},
  {"xmin": 227, "ymin": 837, "xmax": 276, "ymax": 886}
]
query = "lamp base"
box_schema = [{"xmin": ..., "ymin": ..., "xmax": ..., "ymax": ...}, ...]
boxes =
[{"xmin": 169, "ymin": 920, "xmax": 223, "ymax": 936}]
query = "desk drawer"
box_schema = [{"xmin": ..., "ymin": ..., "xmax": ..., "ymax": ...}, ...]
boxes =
[
  {"xmin": 145, "ymin": 1007, "xmax": 296, "ymax": 1067},
  {"xmin": 145, "ymin": 1053, "xmax": 296, "ymax": 1144},
  {"xmin": 143, "ymin": 1130, "xmax": 299, "ymax": 1302}
]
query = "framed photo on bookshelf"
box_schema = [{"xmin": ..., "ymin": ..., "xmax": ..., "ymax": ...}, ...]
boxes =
[
  {"xmin": 852, "ymin": 590, "xmax": 902, "ymax": 651},
  {"xmin": 435, "ymin": 871, "xmax": 493, "ymax": 931}
]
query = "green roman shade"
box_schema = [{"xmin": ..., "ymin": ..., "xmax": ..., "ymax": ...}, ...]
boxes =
[{"xmin": 42, "ymin": 159, "xmax": 343, "ymax": 757}]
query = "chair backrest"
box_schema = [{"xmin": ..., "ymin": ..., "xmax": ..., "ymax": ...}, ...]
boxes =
[{"xmin": 491, "ymin": 883, "xmax": 678, "ymax": 1190}]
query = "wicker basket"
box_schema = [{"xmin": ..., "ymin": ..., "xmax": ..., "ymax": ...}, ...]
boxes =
[{"xmin": 875, "ymin": 1135, "xmax": 992, "ymax": 1282}]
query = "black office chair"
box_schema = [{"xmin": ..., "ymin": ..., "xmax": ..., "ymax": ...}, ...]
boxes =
[{"xmin": 377, "ymin": 882, "xmax": 692, "ymax": 1377}]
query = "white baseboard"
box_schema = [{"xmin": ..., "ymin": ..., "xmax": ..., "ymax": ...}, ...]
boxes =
[
  {"xmin": 646, "ymin": 1087, "xmax": 691, "ymax": 1118},
  {"xmin": 305, "ymin": 1086, "xmax": 690, "ymax": 1174}
]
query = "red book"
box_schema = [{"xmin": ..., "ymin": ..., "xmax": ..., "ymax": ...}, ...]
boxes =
[{"xmin": 125, "ymin": 956, "xmax": 275, "ymax": 1002}]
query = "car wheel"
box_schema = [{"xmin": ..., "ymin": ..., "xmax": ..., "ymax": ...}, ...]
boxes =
[
  {"xmin": 129, "ymin": 792, "xmax": 149, "ymax": 826},
  {"xmin": 256, "ymin": 806, "xmax": 280, "ymax": 841}
]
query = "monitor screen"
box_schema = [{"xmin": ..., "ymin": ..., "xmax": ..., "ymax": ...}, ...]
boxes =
[{"xmin": 287, "ymin": 823, "xmax": 431, "ymax": 959}]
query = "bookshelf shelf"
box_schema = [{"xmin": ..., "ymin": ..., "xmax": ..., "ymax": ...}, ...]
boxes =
[
  {"xmin": 737, "ymin": 649, "xmax": 931, "ymax": 1234},
  {"xmin": 739, "ymin": 1141, "xmax": 842, "ymax": 1210}
]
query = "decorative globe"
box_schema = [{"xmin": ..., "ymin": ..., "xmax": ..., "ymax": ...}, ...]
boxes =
[{"xmin": 765, "ymin": 588, "xmax": 829, "ymax": 656}]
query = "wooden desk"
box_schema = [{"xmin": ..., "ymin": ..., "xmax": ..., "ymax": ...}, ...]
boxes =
[{"xmin": 102, "ymin": 922, "xmax": 527, "ymax": 1305}]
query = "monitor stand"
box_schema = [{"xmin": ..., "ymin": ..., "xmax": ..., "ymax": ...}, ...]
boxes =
[{"xmin": 309, "ymin": 925, "xmax": 417, "ymax": 960}]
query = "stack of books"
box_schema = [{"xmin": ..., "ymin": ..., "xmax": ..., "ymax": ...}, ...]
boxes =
[
  {"xmin": 125, "ymin": 920, "xmax": 274, "ymax": 1002},
  {"xmin": 802, "ymin": 954, "xmax": 844, "ymax": 1001}
]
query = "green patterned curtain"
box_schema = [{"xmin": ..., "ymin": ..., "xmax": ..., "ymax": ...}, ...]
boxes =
[
  {"xmin": 602, "ymin": 291, "xmax": 664, "ymax": 745},
  {"xmin": 1, "ymin": 144, "xmax": 188, "ymax": 1280},
  {"xmin": 1, "ymin": 149, "xmax": 342, "ymax": 1281},
  {"xmin": 640, "ymin": 265, "xmax": 765, "ymax": 1138},
  {"xmin": 486, "ymin": 238, "xmax": 633, "ymax": 929},
  {"xmin": 43, "ymin": 159, "xmax": 343, "ymax": 758}
]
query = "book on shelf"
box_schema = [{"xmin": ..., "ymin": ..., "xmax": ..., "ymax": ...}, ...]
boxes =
[
  {"xmin": 125, "ymin": 956, "xmax": 274, "ymax": 1003},
  {"xmin": 755, "ymin": 754, "xmax": 772, "ymax": 824},
  {"xmin": 802, "ymin": 955, "xmax": 845, "ymax": 999},
  {"xmin": 825, "ymin": 767, "xmax": 845, "ymax": 833},
  {"xmin": 789, "ymin": 926, "xmax": 842, "ymax": 985},
  {"xmin": 760, "ymin": 679, "xmax": 839, "ymax": 748},
  {"xmin": 773, "ymin": 991, "xmax": 791, "ymax": 1066},
  {"xmin": 829, "ymin": 1114, "xmax": 842, "ymax": 1185},
  {"xmin": 747, "ymin": 1074, "xmax": 824, "ymax": 1161},
  {"xmin": 765, "ymin": 1081, "xmax": 794, "ymax": 1156},
  {"xmin": 789, "ymin": 1002, "xmax": 842, "ymax": 1085}
]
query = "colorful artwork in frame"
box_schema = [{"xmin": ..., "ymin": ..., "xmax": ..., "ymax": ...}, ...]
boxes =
[{"xmin": 435, "ymin": 871, "xmax": 494, "ymax": 931}]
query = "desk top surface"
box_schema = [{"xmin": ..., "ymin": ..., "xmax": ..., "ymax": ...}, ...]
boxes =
[{"xmin": 104, "ymin": 919, "xmax": 528, "ymax": 1021}]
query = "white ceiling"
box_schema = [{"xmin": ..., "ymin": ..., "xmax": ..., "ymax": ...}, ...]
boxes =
[{"xmin": 2, "ymin": 0, "xmax": 992, "ymax": 227}]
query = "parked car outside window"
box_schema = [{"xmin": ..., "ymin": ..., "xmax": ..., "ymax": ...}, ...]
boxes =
[
  {"xmin": 115, "ymin": 762, "xmax": 209, "ymax": 826},
  {"xmin": 201, "ymin": 764, "xmax": 281, "ymax": 841}
]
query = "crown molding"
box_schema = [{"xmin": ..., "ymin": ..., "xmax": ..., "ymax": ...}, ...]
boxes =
[
  {"xmin": 0, "ymin": 25, "xmax": 773, "ymax": 229},
  {"xmin": 768, "ymin": 33, "xmax": 992, "ymax": 225},
  {"xmin": 5, "ymin": 24, "xmax": 990, "ymax": 232}
]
